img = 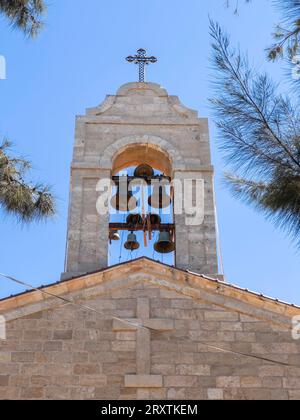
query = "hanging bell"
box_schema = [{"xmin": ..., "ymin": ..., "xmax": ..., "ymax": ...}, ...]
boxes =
[
  {"xmin": 134, "ymin": 164, "xmax": 154, "ymax": 178},
  {"xmin": 149, "ymin": 214, "xmax": 161, "ymax": 226},
  {"xmin": 154, "ymin": 231, "xmax": 175, "ymax": 254},
  {"xmin": 126, "ymin": 214, "xmax": 143, "ymax": 227},
  {"xmin": 148, "ymin": 185, "xmax": 172, "ymax": 209},
  {"xmin": 111, "ymin": 187, "xmax": 137, "ymax": 212},
  {"xmin": 109, "ymin": 230, "xmax": 120, "ymax": 241},
  {"xmin": 124, "ymin": 232, "xmax": 140, "ymax": 251}
]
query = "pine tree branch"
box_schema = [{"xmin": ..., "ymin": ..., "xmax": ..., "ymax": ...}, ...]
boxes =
[
  {"xmin": 0, "ymin": 140, "xmax": 55, "ymax": 222},
  {"xmin": 210, "ymin": 21, "xmax": 300, "ymax": 170},
  {"xmin": 0, "ymin": 0, "xmax": 46, "ymax": 37},
  {"xmin": 210, "ymin": 21, "xmax": 300, "ymax": 245}
]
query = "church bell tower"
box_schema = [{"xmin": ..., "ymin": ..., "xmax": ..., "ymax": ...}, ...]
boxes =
[{"xmin": 62, "ymin": 50, "xmax": 220, "ymax": 280}]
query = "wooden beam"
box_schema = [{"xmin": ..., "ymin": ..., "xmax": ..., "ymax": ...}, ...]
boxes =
[{"xmin": 109, "ymin": 223, "xmax": 175, "ymax": 232}]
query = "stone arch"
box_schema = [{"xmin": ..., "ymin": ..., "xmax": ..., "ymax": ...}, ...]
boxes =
[
  {"xmin": 100, "ymin": 135, "xmax": 186, "ymax": 173},
  {"xmin": 112, "ymin": 144, "xmax": 172, "ymax": 176}
]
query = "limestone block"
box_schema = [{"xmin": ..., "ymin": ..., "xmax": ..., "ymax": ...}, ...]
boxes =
[
  {"xmin": 125, "ymin": 375, "xmax": 163, "ymax": 388},
  {"xmin": 207, "ymin": 388, "xmax": 224, "ymax": 400},
  {"xmin": 216, "ymin": 376, "xmax": 241, "ymax": 388},
  {"xmin": 164, "ymin": 376, "xmax": 199, "ymax": 388},
  {"xmin": 0, "ymin": 375, "xmax": 9, "ymax": 387}
]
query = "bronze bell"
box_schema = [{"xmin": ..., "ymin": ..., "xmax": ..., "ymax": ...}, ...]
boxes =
[
  {"xmin": 148, "ymin": 185, "xmax": 172, "ymax": 209},
  {"xmin": 149, "ymin": 214, "xmax": 161, "ymax": 226},
  {"xmin": 109, "ymin": 230, "xmax": 120, "ymax": 241},
  {"xmin": 126, "ymin": 214, "xmax": 143, "ymax": 227},
  {"xmin": 111, "ymin": 188, "xmax": 137, "ymax": 212},
  {"xmin": 124, "ymin": 232, "xmax": 140, "ymax": 251},
  {"xmin": 134, "ymin": 164, "xmax": 154, "ymax": 178},
  {"xmin": 154, "ymin": 231, "xmax": 175, "ymax": 254}
]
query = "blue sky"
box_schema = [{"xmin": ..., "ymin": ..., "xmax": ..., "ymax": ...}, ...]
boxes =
[
  {"xmin": 0, "ymin": 0, "xmax": 299, "ymax": 304},
  {"xmin": 109, "ymin": 167, "xmax": 175, "ymax": 267}
]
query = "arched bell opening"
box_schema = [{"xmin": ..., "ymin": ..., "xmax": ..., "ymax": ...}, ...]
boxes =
[
  {"xmin": 108, "ymin": 144, "xmax": 175, "ymax": 267},
  {"xmin": 112, "ymin": 144, "xmax": 173, "ymax": 177}
]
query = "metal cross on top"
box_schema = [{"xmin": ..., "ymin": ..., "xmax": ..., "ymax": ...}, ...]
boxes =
[{"xmin": 126, "ymin": 49, "xmax": 157, "ymax": 83}]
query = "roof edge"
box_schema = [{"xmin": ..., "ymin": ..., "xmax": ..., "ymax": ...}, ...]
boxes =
[{"xmin": 0, "ymin": 258, "xmax": 299, "ymax": 322}]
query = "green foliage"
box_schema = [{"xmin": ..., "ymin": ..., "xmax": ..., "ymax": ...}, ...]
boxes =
[
  {"xmin": 0, "ymin": 3, "xmax": 53, "ymax": 223},
  {"xmin": 210, "ymin": 21, "xmax": 300, "ymax": 243},
  {"xmin": 0, "ymin": 0, "xmax": 46, "ymax": 37},
  {"xmin": 225, "ymin": 0, "xmax": 252, "ymax": 16},
  {"xmin": 0, "ymin": 140, "xmax": 55, "ymax": 222},
  {"xmin": 226, "ymin": 0, "xmax": 300, "ymax": 61},
  {"xmin": 268, "ymin": 1, "xmax": 300, "ymax": 61}
]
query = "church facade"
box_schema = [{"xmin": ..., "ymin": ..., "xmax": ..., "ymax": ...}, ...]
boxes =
[{"xmin": 0, "ymin": 81, "xmax": 300, "ymax": 400}]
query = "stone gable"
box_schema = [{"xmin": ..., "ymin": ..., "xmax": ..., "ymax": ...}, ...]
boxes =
[
  {"xmin": 86, "ymin": 83, "xmax": 199, "ymax": 121},
  {"xmin": 0, "ymin": 259, "xmax": 300, "ymax": 400}
]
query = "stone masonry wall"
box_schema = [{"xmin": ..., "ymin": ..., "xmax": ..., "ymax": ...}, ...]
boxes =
[{"xmin": 0, "ymin": 282, "xmax": 300, "ymax": 400}]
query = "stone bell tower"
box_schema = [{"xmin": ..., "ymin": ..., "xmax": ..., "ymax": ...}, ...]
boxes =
[{"xmin": 62, "ymin": 55, "xmax": 219, "ymax": 280}]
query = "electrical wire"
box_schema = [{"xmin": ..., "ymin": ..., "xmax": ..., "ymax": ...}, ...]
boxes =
[
  {"xmin": 0, "ymin": 272, "xmax": 153, "ymax": 333},
  {"xmin": 118, "ymin": 215, "xmax": 126, "ymax": 264},
  {"xmin": 152, "ymin": 231, "xmax": 158, "ymax": 261}
]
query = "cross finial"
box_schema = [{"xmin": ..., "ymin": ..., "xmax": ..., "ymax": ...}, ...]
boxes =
[{"xmin": 126, "ymin": 49, "xmax": 157, "ymax": 83}]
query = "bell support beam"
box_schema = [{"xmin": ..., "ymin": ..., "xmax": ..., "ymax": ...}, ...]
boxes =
[{"xmin": 109, "ymin": 223, "xmax": 175, "ymax": 232}]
